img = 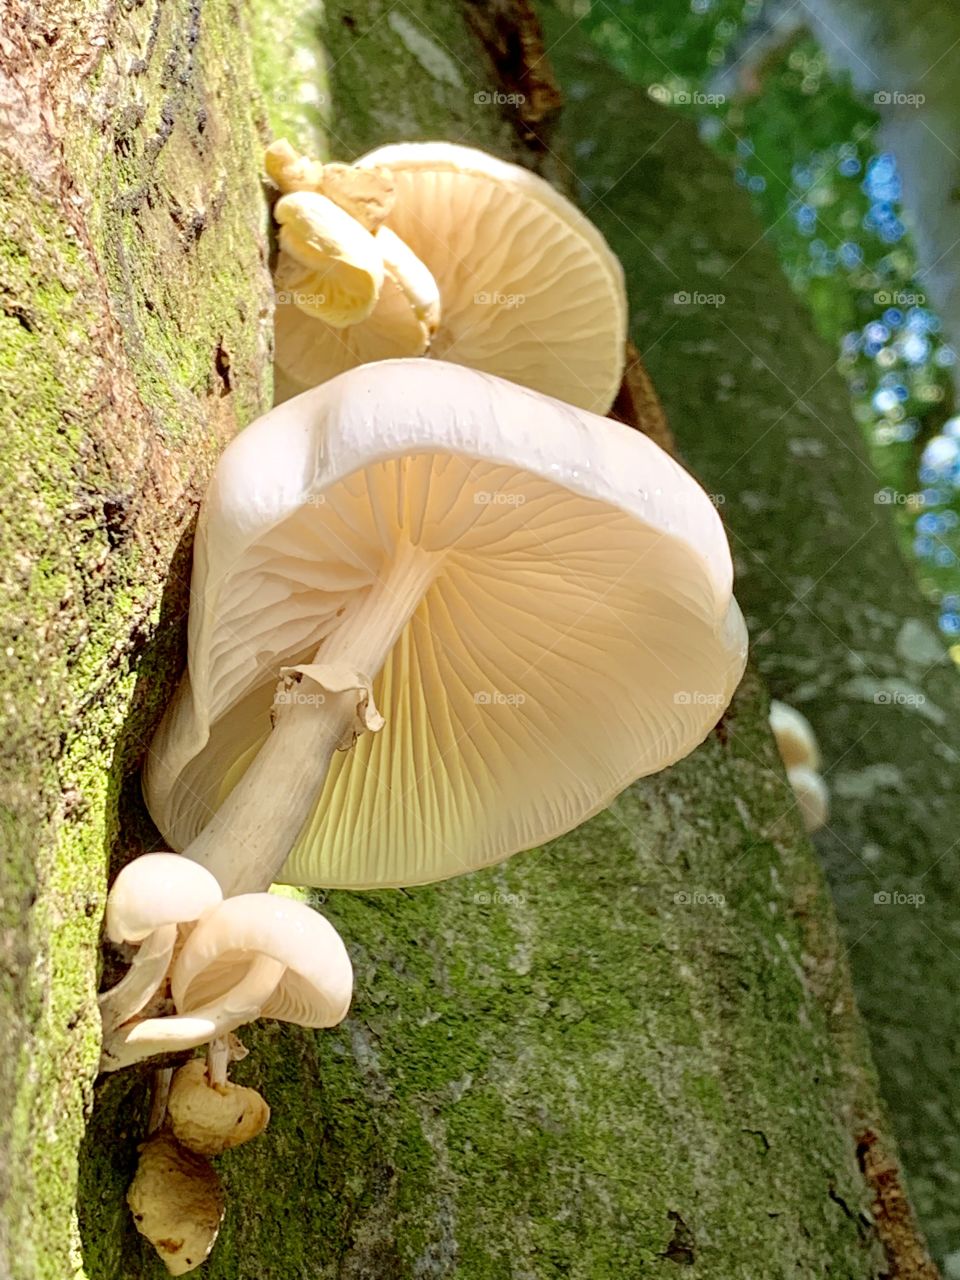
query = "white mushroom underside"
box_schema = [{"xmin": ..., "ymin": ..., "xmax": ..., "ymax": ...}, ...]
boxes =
[
  {"xmin": 151, "ymin": 451, "xmax": 742, "ymax": 888},
  {"xmin": 277, "ymin": 156, "xmax": 626, "ymax": 413}
]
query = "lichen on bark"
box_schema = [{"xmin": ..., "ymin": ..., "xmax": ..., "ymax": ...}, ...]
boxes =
[{"xmin": 0, "ymin": 0, "xmax": 937, "ymax": 1277}]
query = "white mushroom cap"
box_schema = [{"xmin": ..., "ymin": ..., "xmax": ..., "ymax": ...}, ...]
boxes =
[
  {"xmin": 769, "ymin": 699, "xmax": 821, "ymax": 771},
  {"xmin": 275, "ymin": 141, "xmax": 627, "ymax": 413},
  {"xmin": 143, "ymin": 359, "xmax": 747, "ymax": 891},
  {"xmin": 171, "ymin": 894, "xmax": 353, "ymax": 1028},
  {"xmin": 786, "ymin": 764, "xmax": 829, "ymax": 834},
  {"xmin": 105, "ymin": 854, "xmax": 223, "ymax": 944}
]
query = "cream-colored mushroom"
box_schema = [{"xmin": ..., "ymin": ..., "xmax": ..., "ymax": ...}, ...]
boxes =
[
  {"xmin": 127, "ymin": 1133, "xmax": 225, "ymax": 1275},
  {"xmin": 769, "ymin": 700, "xmax": 829, "ymax": 833},
  {"xmin": 143, "ymin": 358, "xmax": 747, "ymax": 897},
  {"xmin": 167, "ymin": 1058, "xmax": 270, "ymax": 1157},
  {"xmin": 98, "ymin": 854, "xmax": 222, "ymax": 1035},
  {"xmin": 273, "ymin": 192, "xmax": 385, "ymax": 328},
  {"xmin": 101, "ymin": 894, "xmax": 353, "ymax": 1070},
  {"xmin": 787, "ymin": 764, "xmax": 830, "ymax": 834},
  {"xmin": 769, "ymin": 699, "xmax": 820, "ymax": 770},
  {"xmin": 272, "ymin": 191, "xmax": 440, "ymax": 393},
  {"xmin": 271, "ymin": 140, "xmax": 627, "ymax": 412}
]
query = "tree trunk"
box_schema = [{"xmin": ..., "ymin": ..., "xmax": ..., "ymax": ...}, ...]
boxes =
[
  {"xmin": 542, "ymin": 12, "xmax": 960, "ymax": 1265},
  {"xmin": 0, "ymin": 1, "xmax": 935, "ymax": 1277}
]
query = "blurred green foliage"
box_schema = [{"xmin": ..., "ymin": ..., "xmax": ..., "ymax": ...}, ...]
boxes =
[{"xmin": 569, "ymin": 0, "xmax": 960, "ymax": 643}]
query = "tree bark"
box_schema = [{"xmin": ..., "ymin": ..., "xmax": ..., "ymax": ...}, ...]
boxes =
[
  {"xmin": 0, "ymin": 0, "xmax": 935, "ymax": 1277},
  {"xmin": 542, "ymin": 12, "xmax": 960, "ymax": 1266}
]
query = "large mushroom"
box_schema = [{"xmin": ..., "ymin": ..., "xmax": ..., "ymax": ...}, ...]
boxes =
[
  {"xmin": 270, "ymin": 140, "xmax": 627, "ymax": 413},
  {"xmin": 143, "ymin": 359, "xmax": 747, "ymax": 897}
]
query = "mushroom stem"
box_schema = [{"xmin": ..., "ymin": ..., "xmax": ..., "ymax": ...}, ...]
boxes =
[
  {"xmin": 148, "ymin": 1068, "xmax": 174, "ymax": 1134},
  {"xmin": 206, "ymin": 1037, "xmax": 230, "ymax": 1089},
  {"xmin": 99, "ymin": 924, "xmax": 178, "ymax": 1034},
  {"xmin": 181, "ymin": 544, "xmax": 440, "ymax": 896},
  {"xmin": 100, "ymin": 956, "xmax": 286, "ymax": 1073}
]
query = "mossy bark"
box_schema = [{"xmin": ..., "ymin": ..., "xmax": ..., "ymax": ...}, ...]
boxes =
[{"xmin": 0, "ymin": 1, "xmax": 935, "ymax": 1277}]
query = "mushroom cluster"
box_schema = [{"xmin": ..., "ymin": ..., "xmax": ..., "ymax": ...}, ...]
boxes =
[
  {"xmin": 100, "ymin": 855, "xmax": 352, "ymax": 1071},
  {"xmin": 769, "ymin": 699, "xmax": 829, "ymax": 832},
  {"xmin": 267, "ymin": 139, "xmax": 629, "ymax": 413},
  {"xmin": 101, "ymin": 137, "xmax": 750, "ymax": 1273}
]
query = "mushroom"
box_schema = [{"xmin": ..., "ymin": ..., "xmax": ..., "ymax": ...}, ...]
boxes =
[
  {"xmin": 101, "ymin": 893, "xmax": 353, "ymax": 1071},
  {"xmin": 142, "ymin": 358, "xmax": 747, "ymax": 898},
  {"xmin": 98, "ymin": 854, "xmax": 223, "ymax": 1034},
  {"xmin": 769, "ymin": 699, "xmax": 829, "ymax": 833},
  {"xmin": 785, "ymin": 764, "xmax": 830, "ymax": 834},
  {"xmin": 769, "ymin": 699, "xmax": 820, "ymax": 770},
  {"xmin": 270, "ymin": 140, "xmax": 627, "ymax": 413},
  {"xmin": 127, "ymin": 1132, "xmax": 225, "ymax": 1275},
  {"xmin": 273, "ymin": 191, "xmax": 386, "ymax": 328},
  {"xmin": 167, "ymin": 1058, "xmax": 270, "ymax": 1156}
]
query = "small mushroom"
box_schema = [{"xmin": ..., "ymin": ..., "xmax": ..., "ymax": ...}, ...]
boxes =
[
  {"xmin": 273, "ymin": 191, "xmax": 386, "ymax": 328},
  {"xmin": 98, "ymin": 854, "xmax": 223, "ymax": 1034},
  {"xmin": 167, "ymin": 1058, "xmax": 270, "ymax": 1156},
  {"xmin": 143, "ymin": 359, "xmax": 747, "ymax": 897},
  {"xmin": 127, "ymin": 1133, "xmax": 225, "ymax": 1275},
  {"xmin": 786, "ymin": 764, "xmax": 830, "ymax": 834},
  {"xmin": 102, "ymin": 894, "xmax": 353, "ymax": 1070},
  {"xmin": 271, "ymin": 140, "xmax": 627, "ymax": 412},
  {"xmin": 769, "ymin": 700, "xmax": 829, "ymax": 833},
  {"xmin": 769, "ymin": 699, "xmax": 820, "ymax": 770},
  {"xmin": 266, "ymin": 138, "xmax": 396, "ymax": 230}
]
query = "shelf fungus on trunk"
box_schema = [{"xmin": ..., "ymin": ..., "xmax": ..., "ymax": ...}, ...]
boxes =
[
  {"xmin": 267, "ymin": 139, "xmax": 628, "ymax": 413},
  {"xmin": 143, "ymin": 358, "xmax": 748, "ymax": 898}
]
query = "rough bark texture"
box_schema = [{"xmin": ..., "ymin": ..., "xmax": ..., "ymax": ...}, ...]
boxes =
[
  {"xmin": 0, "ymin": 0, "xmax": 936, "ymax": 1277},
  {"xmin": 540, "ymin": 12, "xmax": 960, "ymax": 1264}
]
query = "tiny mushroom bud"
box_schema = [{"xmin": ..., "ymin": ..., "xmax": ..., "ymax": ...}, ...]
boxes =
[
  {"xmin": 273, "ymin": 141, "xmax": 627, "ymax": 413},
  {"xmin": 167, "ymin": 1058, "xmax": 270, "ymax": 1156},
  {"xmin": 101, "ymin": 894, "xmax": 353, "ymax": 1070},
  {"xmin": 127, "ymin": 1132, "xmax": 225, "ymax": 1275},
  {"xmin": 143, "ymin": 359, "xmax": 747, "ymax": 897},
  {"xmin": 99, "ymin": 854, "xmax": 223, "ymax": 1035}
]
